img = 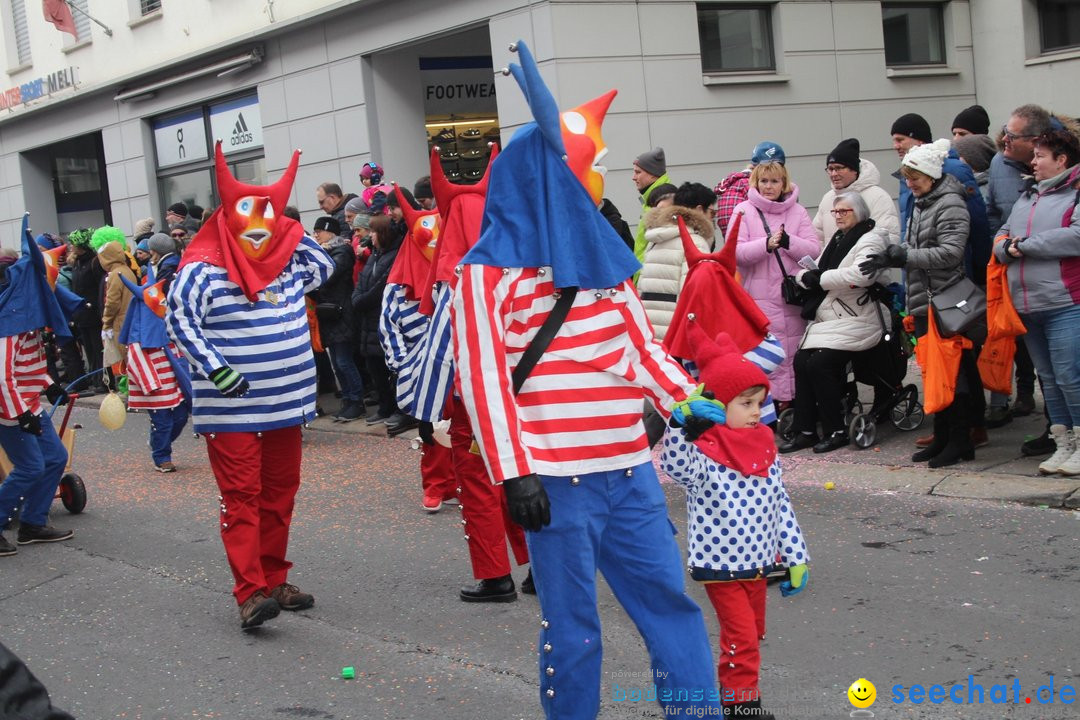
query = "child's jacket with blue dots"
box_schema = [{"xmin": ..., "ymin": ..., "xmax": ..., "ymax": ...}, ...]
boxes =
[{"xmin": 661, "ymin": 427, "xmax": 809, "ymax": 581}]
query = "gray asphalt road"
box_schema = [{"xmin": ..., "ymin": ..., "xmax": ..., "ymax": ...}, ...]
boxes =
[{"xmin": 2, "ymin": 406, "xmax": 1077, "ymax": 719}]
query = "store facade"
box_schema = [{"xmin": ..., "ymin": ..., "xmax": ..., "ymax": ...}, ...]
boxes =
[{"xmin": 0, "ymin": 0, "xmax": 1076, "ymax": 249}]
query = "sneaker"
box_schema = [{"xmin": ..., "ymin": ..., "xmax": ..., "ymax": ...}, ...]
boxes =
[
  {"xmin": 336, "ymin": 403, "xmax": 366, "ymax": 422},
  {"xmin": 461, "ymin": 127, "xmax": 482, "ymax": 139},
  {"xmin": 422, "ymin": 493, "xmax": 443, "ymax": 513},
  {"xmin": 239, "ymin": 590, "xmax": 280, "ymax": 630},
  {"xmin": 447, "ymin": 170, "xmax": 462, "ymax": 181},
  {"xmin": 985, "ymin": 405, "xmax": 1012, "ymax": 429},
  {"xmin": 0, "ymin": 533, "xmax": 16, "ymax": 557},
  {"xmin": 433, "ymin": 127, "xmax": 456, "ymax": 143},
  {"xmin": 463, "ymin": 168, "xmax": 484, "ymax": 180},
  {"xmin": 1059, "ymin": 427, "xmax": 1080, "ymax": 476},
  {"xmin": 1022, "ymin": 426, "xmax": 1056, "ymax": 457},
  {"xmin": 269, "ymin": 582, "xmax": 315, "ymax": 611},
  {"xmin": 16, "ymin": 524, "xmax": 74, "ymax": 545},
  {"xmin": 1038, "ymin": 425, "xmax": 1074, "ymax": 475},
  {"xmin": 365, "ymin": 412, "xmax": 389, "ymax": 426},
  {"xmin": 155, "ymin": 461, "xmax": 177, "ymax": 473},
  {"xmin": 440, "ymin": 150, "xmax": 459, "ymax": 161},
  {"xmin": 1013, "ymin": 393, "xmax": 1036, "ymax": 416},
  {"xmin": 462, "ymin": 148, "xmax": 484, "ymax": 159}
]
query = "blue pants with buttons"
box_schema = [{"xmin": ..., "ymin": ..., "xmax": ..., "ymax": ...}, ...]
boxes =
[
  {"xmin": 526, "ymin": 461, "xmax": 722, "ymax": 719},
  {"xmin": 149, "ymin": 403, "xmax": 190, "ymax": 465},
  {"xmin": 0, "ymin": 418, "xmax": 68, "ymax": 530}
]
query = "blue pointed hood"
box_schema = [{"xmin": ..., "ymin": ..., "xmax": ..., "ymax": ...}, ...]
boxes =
[
  {"xmin": 0, "ymin": 214, "xmax": 75, "ymax": 340},
  {"xmin": 119, "ymin": 262, "xmax": 170, "ymax": 349},
  {"xmin": 461, "ymin": 41, "xmax": 639, "ymax": 289}
]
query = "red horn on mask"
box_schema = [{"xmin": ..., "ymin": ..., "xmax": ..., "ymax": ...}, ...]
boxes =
[
  {"xmin": 214, "ymin": 141, "xmax": 300, "ymax": 212},
  {"xmin": 718, "ymin": 211, "xmax": 742, "ymax": 275}
]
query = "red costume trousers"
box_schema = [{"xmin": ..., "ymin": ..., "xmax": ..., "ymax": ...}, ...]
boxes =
[
  {"xmin": 205, "ymin": 426, "xmax": 302, "ymax": 605},
  {"xmin": 450, "ymin": 397, "xmax": 528, "ymax": 579},
  {"xmin": 704, "ymin": 578, "xmax": 767, "ymax": 705},
  {"xmin": 420, "ymin": 441, "xmax": 456, "ymax": 501}
]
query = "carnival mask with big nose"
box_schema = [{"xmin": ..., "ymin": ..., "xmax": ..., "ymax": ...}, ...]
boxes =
[
  {"xmin": 394, "ymin": 184, "xmax": 441, "ymax": 261},
  {"xmin": 560, "ymin": 90, "xmax": 616, "ymax": 208},
  {"xmin": 214, "ymin": 140, "xmax": 298, "ymax": 260}
]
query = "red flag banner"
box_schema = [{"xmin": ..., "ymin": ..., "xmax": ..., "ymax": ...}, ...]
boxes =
[{"xmin": 43, "ymin": 0, "xmax": 77, "ymax": 38}]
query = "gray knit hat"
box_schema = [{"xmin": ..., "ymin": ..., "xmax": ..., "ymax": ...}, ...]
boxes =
[
  {"xmin": 953, "ymin": 134, "xmax": 997, "ymax": 173},
  {"xmin": 344, "ymin": 196, "xmax": 366, "ymax": 215},
  {"xmin": 634, "ymin": 147, "xmax": 666, "ymax": 177},
  {"xmin": 147, "ymin": 232, "xmax": 176, "ymax": 256}
]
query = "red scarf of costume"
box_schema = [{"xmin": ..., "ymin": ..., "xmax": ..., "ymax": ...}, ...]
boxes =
[
  {"xmin": 664, "ymin": 212, "xmax": 770, "ymax": 356},
  {"xmin": 386, "ymin": 185, "xmax": 439, "ymax": 302},
  {"xmin": 694, "ymin": 423, "xmax": 777, "ymax": 478},
  {"xmin": 418, "ymin": 144, "xmax": 498, "ymax": 315},
  {"xmin": 180, "ymin": 143, "xmax": 303, "ymax": 301}
]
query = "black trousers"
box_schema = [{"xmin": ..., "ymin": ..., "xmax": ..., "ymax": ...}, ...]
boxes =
[
  {"xmin": 364, "ymin": 352, "xmax": 398, "ymax": 418},
  {"xmin": 75, "ymin": 320, "xmax": 105, "ymax": 388},
  {"xmin": 793, "ymin": 348, "xmax": 854, "ymax": 437}
]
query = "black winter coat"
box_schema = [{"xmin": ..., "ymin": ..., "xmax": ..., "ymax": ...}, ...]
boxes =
[
  {"xmin": 70, "ymin": 250, "xmax": 105, "ymax": 325},
  {"xmin": 312, "ymin": 242, "xmax": 356, "ymax": 346},
  {"xmin": 351, "ymin": 234, "xmax": 401, "ymax": 356}
]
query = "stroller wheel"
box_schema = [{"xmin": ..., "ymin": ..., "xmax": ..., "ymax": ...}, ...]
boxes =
[
  {"xmin": 843, "ymin": 399, "xmax": 865, "ymax": 426},
  {"xmin": 891, "ymin": 386, "xmax": 925, "ymax": 431},
  {"xmin": 777, "ymin": 408, "xmax": 796, "ymax": 443},
  {"xmin": 59, "ymin": 473, "xmax": 87, "ymax": 514},
  {"xmin": 849, "ymin": 414, "xmax": 876, "ymax": 449}
]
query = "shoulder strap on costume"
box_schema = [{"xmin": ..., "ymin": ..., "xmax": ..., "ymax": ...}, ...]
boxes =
[{"xmin": 512, "ymin": 287, "xmax": 578, "ymax": 395}]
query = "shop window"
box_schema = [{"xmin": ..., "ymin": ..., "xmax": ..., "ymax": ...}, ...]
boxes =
[
  {"xmin": 882, "ymin": 3, "xmax": 946, "ymax": 66},
  {"xmin": 696, "ymin": 3, "xmax": 775, "ymax": 73},
  {"xmin": 420, "ymin": 56, "xmax": 500, "ymax": 184},
  {"xmin": 10, "ymin": 0, "xmax": 31, "ymax": 66},
  {"xmin": 1038, "ymin": 0, "xmax": 1080, "ymax": 53},
  {"xmin": 140, "ymin": 0, "xmax": 161, "ymax": 14}
]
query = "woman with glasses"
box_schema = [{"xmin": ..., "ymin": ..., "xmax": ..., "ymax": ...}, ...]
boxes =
[
  {"xmin": 994, "ymin": 129, "xmax": 1080, "ymax": 476},
  {"xmin": 732, "ymin": 153, "xmax": 818, "ymax": 411},
  {"xmin": 859, "ymin": 139, "xmax": 973, "ymax": 468},
  {"xmin": 779, "ymin": 192, "xmax": 890, "ymax": 454}
]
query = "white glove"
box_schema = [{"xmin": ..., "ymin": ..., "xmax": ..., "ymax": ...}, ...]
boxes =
[{"xmin": 101, "ymin": 328, "xmax": 114, "ymax": 341}]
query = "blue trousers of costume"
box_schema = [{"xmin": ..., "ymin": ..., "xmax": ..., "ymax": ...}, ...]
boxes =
[
  {"xmin": 149, "ymin": 403, "xmax": 190, "ymax": 465},
  {"xmin": 526, "ymin": 461, "xmax": 722, "ymax": 719},
  {"xmin": 0, "ymin": 418, "xmax": 68, "ymax": 529}
]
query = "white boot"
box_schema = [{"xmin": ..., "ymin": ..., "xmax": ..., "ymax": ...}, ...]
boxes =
[
  {"xmin": 1057, "ymin": 427, "xmax": 1080, "ymax": 476},
  {"xmin": 1038, "ymin": 425, "xmax": 1074, "ymax": 475}
]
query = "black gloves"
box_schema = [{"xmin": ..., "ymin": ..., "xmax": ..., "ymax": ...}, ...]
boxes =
[
  {"xmin": 800, "ymin": 269, "xmax": 822, "ymax": 290},
  {"xmin": 682, "ymin": 415, "xmax": 715, "ymax": 442},
  {"xmin": 777, "ymin": 227, "xmax": 790, "ymax": 250},
  {"xmin": 858, "ymin": 244, "xmax": 907, "ymax": 275},
  {"xmin": 209, "ymin": 367, "xmax": 250, "ymax": 398},
  {"xmin": 418, "ymin": 421, "xmax": 435, "ymax": 446},
  {"xmin": 44, "ymin": 383, "xmax": 69, "ymax": 407},
  {"xmin": 17, "ymin": 411, "xmax": 41, "ymax": 436},
  {"xmin": 503, "ymin": 473, "xmax": 551, "ymax": 532}
]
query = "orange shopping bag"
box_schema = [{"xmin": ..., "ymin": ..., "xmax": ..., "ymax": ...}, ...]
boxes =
[
  {"xmin": 977, "ymin": 248, "xmax": 1026, "ymax": 393},
  {"xmin": 915, "ymin": 310, "xmax": 972, "ymax": 414},
  {"xmin": 305, "ymin": 297, "xmax": 324, "ymax": 354}
]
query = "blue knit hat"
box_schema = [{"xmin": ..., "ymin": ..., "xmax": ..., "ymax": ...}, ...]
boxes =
[
  {"xmin": 136, "ymin": 239, "xmax": 150, "ymax": 253},
  {"xmin": 750, "ymin": 141, "xmax": 785, "ymax": 166}
]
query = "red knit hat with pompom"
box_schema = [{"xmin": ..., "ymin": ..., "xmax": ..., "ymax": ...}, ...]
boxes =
[{"xmin": 687, "ymin": 322, "xmax": 769, "ymax": 406}]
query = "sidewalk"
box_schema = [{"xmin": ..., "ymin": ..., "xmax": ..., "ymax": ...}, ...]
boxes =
[{"xmin": 71, "ymin": 367, "xmax": 1080, "ymax": 509}]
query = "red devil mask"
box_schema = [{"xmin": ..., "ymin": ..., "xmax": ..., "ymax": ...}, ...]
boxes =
[
  {"xmin": 386, "ymin": 184, "xmax": 440, "ymax": 302},
  {"xmin": 180, "ymin": 142, "xmax": 304, "ymax": 300}
]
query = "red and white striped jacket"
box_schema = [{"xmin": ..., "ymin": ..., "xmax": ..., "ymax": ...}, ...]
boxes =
[
  {"xmin": 452, "ymin": 265, "xmax": 694, "ymax": 483},
  {"xmin": 0, "ymin": 332, "xmax": 53, "ymax": 423},
  {"xmin": 126, "ymin": 343, "xmax": 183, "ymax": 411}
]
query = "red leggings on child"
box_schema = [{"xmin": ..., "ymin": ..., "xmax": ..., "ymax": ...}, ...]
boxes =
[{"xmin": 704, "ymin": 578, "xmax": 767, "ymax": 705}]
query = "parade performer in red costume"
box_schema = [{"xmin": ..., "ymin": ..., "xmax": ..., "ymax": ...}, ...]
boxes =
[
  {"xmin": 167, "ymin": 143, "xmax": 334, "ymax": 630},
  {"xmin": 396, "ymin": 145, "xmax": 532, "ymax": 602},
  {"xmin": 451, "ymin": 41, "xmax": 724, "ymax": 718}
]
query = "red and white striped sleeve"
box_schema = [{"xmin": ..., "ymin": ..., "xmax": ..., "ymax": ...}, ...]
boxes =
[
  {"xmin": 618, "ymin": 280, "xmax": 695, "ymax": 417},
  {"xmin": 0, "ymin": 335, "xmax": 29, "ymax": 420},
  {"xmin": 126, "ymin": 343, "xmax": 162, "ymax": 393},
  {"xmin": 452, "ymin": 264, "xmax": 534, "ymax": 484}
]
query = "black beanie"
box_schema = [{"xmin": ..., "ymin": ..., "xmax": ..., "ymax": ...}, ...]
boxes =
[
  {"xmin": 167, "ymin": 202, "xmax": 189, "ymax": 218},
  {"xmin": 413, "ymin": 177, "xmax": 433, "ymax": 200},
  {"xmin": 951, "ymin": 105, "xmax": 990, "ymax": 136},
  {"xmin": 891, "ymin": 113, "xmax": 932, "ymax": 143},
  {"xmin": 826, "ymin": 138, "xmax": 860, "ymax": 172}
]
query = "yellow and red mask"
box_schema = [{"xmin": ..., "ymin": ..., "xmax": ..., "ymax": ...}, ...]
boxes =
[
  {"xmin": 559, "ymin": 90, "xmax": 616, "ymax": 208},
  {"xmin": 387, "ymin": 185, "xmax": 440, "ymax": 301},
  {"xmin": 41, "ymin": 245, "xmax": 65, "ymax": 290}
]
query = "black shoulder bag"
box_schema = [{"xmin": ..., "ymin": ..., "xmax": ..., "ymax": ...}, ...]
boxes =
[{"xmin": 756, "ymin": 209, "xmax": 807, "ymax": 307}]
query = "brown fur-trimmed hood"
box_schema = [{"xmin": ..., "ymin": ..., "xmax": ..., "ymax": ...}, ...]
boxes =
[{"xmin": 643, "ymin": 205, "xmax": 715, "ymax": 243}]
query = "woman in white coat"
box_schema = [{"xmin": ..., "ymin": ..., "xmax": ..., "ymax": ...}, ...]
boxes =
[{"xmin": 780, "ymin": 191, "xmax": 890, "ymax": 454}]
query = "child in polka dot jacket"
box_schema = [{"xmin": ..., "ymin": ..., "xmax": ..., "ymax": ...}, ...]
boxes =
[{"xmin": 662, "ymin": 325, "xmax": 808, "ymax": 719}]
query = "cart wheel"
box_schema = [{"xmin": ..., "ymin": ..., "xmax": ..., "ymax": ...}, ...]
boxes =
[
  {"xmin": 777, "ymin": 408, "xmax": 796, "ymax": 443},
  {"xmin": 843, "ymin": 399, "xmax": 865, "ymax": 426},
  {"xmin": 59, "ymin": 473, "xmax": 86, "ymax": 514},
  {"xmin": 891, "ymin": 386, "xmax": 925, "ymax": 431},
  {"xmin": 849, "ymin": 414, "xmax": 876, "ymax": 449}
]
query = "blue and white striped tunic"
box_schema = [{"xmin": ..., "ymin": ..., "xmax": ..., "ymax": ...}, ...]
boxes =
[
  {"xmin": 378, "ymin": 283, "xmax": 429, "ymax": 375},
  {"xmin": 395, "ymin": 281, "xmax": 456, "ymax": 423},
  {"xmin": 166, "ymin": 236, "xmax": 333, "ymax": 433}
]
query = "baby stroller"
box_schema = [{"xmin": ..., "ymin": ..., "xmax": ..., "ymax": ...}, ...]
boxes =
[{"xmin": 778, "ymin": 284, "xmax": 923, "ymax": 448}]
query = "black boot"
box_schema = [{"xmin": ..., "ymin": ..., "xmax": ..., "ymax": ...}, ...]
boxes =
[
  {"xmin": 929, "ymin": 396, "xmax": 975, "ymax": 468},
  {"xmin": 459, "ymin": 575, "xmax": 517, "ymax": 603},
  {"xmin": 912, "ymin": 407, "xmax": 950, "ymax": 462}
]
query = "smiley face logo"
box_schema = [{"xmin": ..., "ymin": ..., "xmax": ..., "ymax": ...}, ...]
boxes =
[{"xmin": 848, "ymin": 678, "xmax": 877, "ymax": 708}]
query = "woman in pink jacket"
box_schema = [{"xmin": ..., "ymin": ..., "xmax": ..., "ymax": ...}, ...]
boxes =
[{"xmin": 733, "ymin": 158, "xmax": 820, "ymax": 405}]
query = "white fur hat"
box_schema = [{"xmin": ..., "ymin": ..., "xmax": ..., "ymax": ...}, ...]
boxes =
[{"xmin": 902, "ymin": 138, "xmax": 951, "ymax": 180}]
